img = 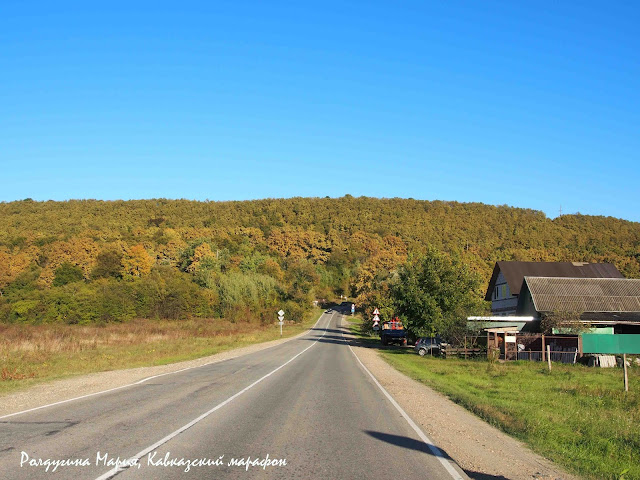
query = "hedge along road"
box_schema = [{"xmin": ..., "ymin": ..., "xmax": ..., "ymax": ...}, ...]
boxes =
[{"xmin": 0, "ymin": 308, "xmax": 468, "ymax": 480}]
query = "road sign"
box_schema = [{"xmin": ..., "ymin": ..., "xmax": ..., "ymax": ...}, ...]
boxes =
[
  {"xmin": 582, "ymin": 334, "xmax": 640, "ymax": 391},
  {"xmin": 373, "ymin": 314, "xmax": 380, "ymax": 322},
  {"xmin": 373, "ymin": 308, "xmax": 380, "ymax": 315},
  {"xmin": 373, "ymin": 325, "xmax": 380, "ymax": 331},
  {"xmin": 582, "ymin": 334, "xmax": 640, "ymax": 354},
  {"xmin": 278, "ymin": 310, "xmax": 285, "ymax": 337}
]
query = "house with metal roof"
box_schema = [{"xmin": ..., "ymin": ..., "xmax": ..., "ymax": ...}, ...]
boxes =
[
  {"xmin": 517, "ymin": 277, "xmax": 640, "ymax": 333},
  {"xmin": 485, "ymin": 261, "xmax": 623, "ymax": 316}
]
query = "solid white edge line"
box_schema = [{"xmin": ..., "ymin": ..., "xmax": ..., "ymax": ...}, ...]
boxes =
[
  {"xmin": 342, "ymin": 319, "xmax": 465, "ymax": 480},
  {"xmin": 0, "ymin": 311, "xmax": 329, "ymax": 421},
  {"xmin": 94, "ymin": 313, "xmax": 333, "ymax": 480}
]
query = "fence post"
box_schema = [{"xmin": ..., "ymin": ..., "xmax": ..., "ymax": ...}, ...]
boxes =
[
  {"xmin": 547, "ymin": 345, "xmax": 552, "ymax": 371},
  {"xmin": 486, "ymin": 331, "xmax": 490, "ymax": 360},
  {"xmin": 464, "ymin": 337, "xmax": 468, "ymax": 360},
  {"xmin": 577, "ymin": 335, "xmax": 583, "ymax": 359},
  {"xmin": 624, "ymin": 354, "xmax": 629, "ymax": 392},
  {"xmin": 542, "ymin": 335, "xmax": 546, "ymax": 362}
]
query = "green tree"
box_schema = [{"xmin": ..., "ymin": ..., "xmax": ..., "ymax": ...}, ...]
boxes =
[
  {"xmin": 391, "ymin": 247, "xmax": 488, "ymax": 342},
  {"xmin": 284, "ymin": 259, "xmax": 319, "ymax": 304},
  {"xmin": 52, "ymin": 262, "xmax": 84, "ymax": 286},
  {"xmin": 91, "ymin": 249, "xmax": 123, "ymax": 279}
]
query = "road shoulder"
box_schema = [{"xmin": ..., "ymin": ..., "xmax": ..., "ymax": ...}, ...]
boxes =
[{"xmin": 341, "ymin": 318, "xmax": 580, "ymax": 480}]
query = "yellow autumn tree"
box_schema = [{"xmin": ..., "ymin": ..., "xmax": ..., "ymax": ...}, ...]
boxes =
[
  {"xmin": 0, "ymin": 247, "xmax": 38, "ymax": 288},
  {"xmin": 38, "ymin": 238, "xmax": 99, "ymax": 286},
  {"xmin": 186, "ymin": 243, "xmax": 215, "ymax": 273},
  {"xmin": 267, "ymin": 228, "xmax": 331, "ymax": 263},
  {"xmin": 122, "ymin": 244, "xmax": 153, "ymax": 277}
]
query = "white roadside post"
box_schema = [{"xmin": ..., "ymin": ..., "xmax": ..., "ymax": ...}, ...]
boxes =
[{"xmin": 278, "ymin": 309, "xmax": 285, "ymax": 337}]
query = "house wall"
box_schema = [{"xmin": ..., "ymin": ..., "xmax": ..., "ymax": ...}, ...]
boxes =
[
  {"xmin": 491, "ymin": 271, "xmax": 518, "ymax": 315},
  {"xmin": 516, "ymin": 283, "xmax": 538, "ymax": 316}
]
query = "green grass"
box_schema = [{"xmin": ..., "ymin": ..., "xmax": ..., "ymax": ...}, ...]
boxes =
[
  {"xmin": 376, "ymin": 347, "xmax": 640, "ymax": 480},
  {"xmin": 347, "ymin": 315, "xmax": 381, "ymax": 345},
  {"xmin": 0, "ymin": 307, "xmax": 324, "ymax": 396}
]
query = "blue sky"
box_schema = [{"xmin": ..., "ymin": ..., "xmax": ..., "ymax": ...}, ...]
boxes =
[{"xmin": 1, "ymin": 1, "xmax": 639, "ymax": 221}]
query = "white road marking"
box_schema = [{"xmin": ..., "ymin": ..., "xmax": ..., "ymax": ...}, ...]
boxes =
[
  {"xmin": 0, "ymin": 384, "xmax": 134, "ymax": 421},
  {"xmin": 342, "ymin": 318, "xmax": 466, "ymax": 480},
  {"xmin": 0, "ymin": 312, "xmax": 328, "ymax": 421},
  {"xmin": 95, "ymin": 313, "xmax": 333, "ymax": 480}
]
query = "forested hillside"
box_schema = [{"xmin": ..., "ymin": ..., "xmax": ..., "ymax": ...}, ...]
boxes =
[{"xmin": 1, "ymin": 197, "xmax": 638, "ymax": 325}]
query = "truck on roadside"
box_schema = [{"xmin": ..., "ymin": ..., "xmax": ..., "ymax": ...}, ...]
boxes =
[{"xmin": 379, "ymin": 317, "xmax": 407, "ymax": 346}]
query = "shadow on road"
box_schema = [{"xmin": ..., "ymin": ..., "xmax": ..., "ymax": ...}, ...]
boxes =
[
  {"xmin": 364, "ymin": 431, "xmax": 510, "ymax": 480},
  {"xmin": 463, "ymin": 472, "xmax": 512, "ymax": 480},
  {"xmin": 310, "ymin": 328, "xmax": 345, "ymax": 335},
  {"xmin": 365, "ymin": 430, "xmax": 440, "ymax": 455},
  {"xmin": 304, "ymin": 335, "xmax": 351, "ymax": 345}
]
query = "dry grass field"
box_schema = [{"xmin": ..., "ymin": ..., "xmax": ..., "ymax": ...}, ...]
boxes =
[{"xmin": 0, "ymin": 308, "xmax": 322, "ymax": 395}]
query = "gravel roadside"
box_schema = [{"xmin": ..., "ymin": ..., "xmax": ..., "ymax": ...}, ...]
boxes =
[{"xmin": 340, "ymin": 317, "xmax": 580, "ymax": 480}]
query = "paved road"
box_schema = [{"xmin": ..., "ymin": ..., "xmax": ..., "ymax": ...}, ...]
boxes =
[{"xmin": 0, "ymin": 308, "xmax": 468, "ymax": 479}]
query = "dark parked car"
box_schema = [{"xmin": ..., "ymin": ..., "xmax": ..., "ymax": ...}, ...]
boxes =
[{"xmin": 414, "ymin": 337, "xmax": 446, "ymax": 356}]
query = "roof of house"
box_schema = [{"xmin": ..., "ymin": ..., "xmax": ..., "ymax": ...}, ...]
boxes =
[
  {"xmin": 523, "ymin": 277, "xmax": 640, "ymax": 313},
  {"xmin": 484, "ymin": 261, "xmax": 623, "ymax": 301},
  {"xmin": 579, "ymin": 312, "xmax": 640, "ymax": 325}
]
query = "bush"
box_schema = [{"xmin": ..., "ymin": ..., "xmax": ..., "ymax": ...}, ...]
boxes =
[
  {"xmin": 216, "ymin": 272, "xmax": 279, "ymax": 314},
  {"xmin": 131, "ymin": 266, "xmax": 216, "ymax": 320},
  {"xmin": 9, "ymin": 299, "xmax": 42, "ymax": 323},
  {"xmin": 42, "ymin": 283, "xmax": 99, "ymax": 324},
  {"xmin": 281, "ymin": 300, "xmax": 309, "ymax": 324}
]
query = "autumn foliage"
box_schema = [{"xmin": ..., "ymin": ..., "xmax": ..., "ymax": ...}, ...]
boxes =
[{"xmin": 0, "ymin": 197, "xmax": 638, "ymax": 325}]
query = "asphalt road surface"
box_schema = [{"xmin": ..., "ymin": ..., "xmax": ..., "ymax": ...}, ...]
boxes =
[{"xmin": 1, "ymin": 308, "xmax": 468, "ymax": 480}]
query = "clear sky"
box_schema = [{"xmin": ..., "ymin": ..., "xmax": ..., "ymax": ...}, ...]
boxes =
[{"xmin": 1, "ymin": 1, "xmax": 638, "ymax": 221}]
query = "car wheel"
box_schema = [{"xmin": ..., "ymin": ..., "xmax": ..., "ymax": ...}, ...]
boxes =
[{"xmin": 418, "ymin": 348, "xmax": 427, "ymax": 356}]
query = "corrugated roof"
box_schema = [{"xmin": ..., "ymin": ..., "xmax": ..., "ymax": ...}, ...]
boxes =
[
  {"xmin": 580, "ymin": 312, "xmax": 640, "ymax": 324},
  {"xmin": 484, "ymin": 261, "xmax": 623, "ymax": 300},
  {"xmin": 524, "ymin": 277, "xmax": 640, "ymax": 313}
]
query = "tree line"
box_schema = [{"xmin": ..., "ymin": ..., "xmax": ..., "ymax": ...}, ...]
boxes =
[{"xmin": 0, "ymin": 197, "xmax": 638, "ymax": 329}]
